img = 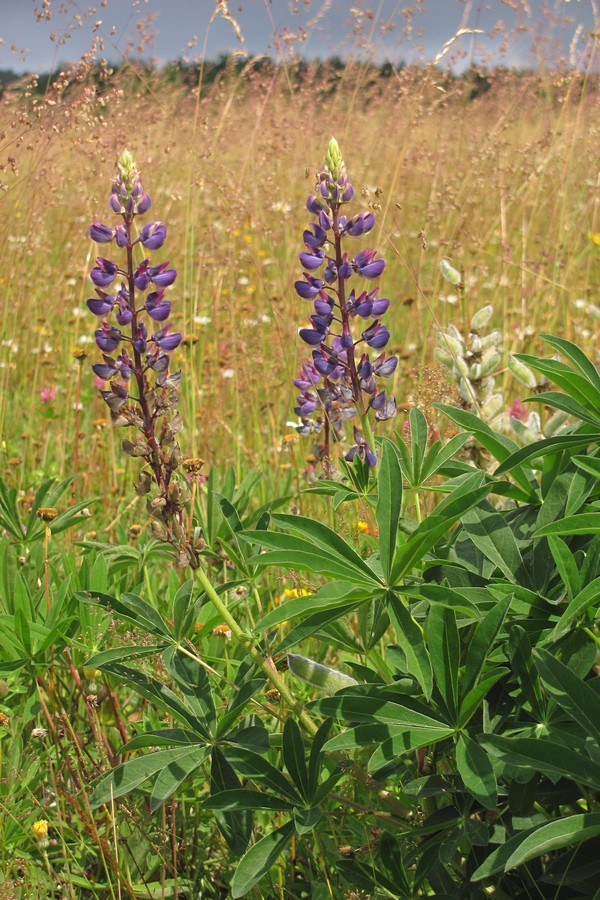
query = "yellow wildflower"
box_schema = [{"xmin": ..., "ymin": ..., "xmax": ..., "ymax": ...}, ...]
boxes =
[{"xmin": 32, "ymin": 820, "xmax": 49, "ymax": 839}]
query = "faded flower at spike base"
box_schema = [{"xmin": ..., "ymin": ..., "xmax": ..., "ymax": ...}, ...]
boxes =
[
  {"xmin": 86, "ymin": 150, "xmax": 197, "ymax": 565},
  {"xmin": 291, "ymin": 137, "xmax": 397, "ymax": 466}
]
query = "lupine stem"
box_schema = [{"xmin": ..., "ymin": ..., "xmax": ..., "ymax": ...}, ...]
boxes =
[{"xmin": 193, "ymin": 563, "xmax": 319, "ymax": 736}]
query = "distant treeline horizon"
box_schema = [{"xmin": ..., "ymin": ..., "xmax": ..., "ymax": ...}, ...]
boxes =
[{"xmin": 1, "ymin": 52, "xmax": 595, "ymax": 99}]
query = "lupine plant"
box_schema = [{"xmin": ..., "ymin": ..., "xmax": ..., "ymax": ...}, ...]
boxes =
[
  {"xmin": 87, "ymin": 150, "xmax": 204, "ymax": 567},
  {"xmin": 292, "ymin": 137, "xmax": 397, "ymax": 468}
]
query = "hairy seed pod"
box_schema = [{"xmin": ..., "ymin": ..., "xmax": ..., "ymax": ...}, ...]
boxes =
[{"xmin": 287, "ymin": 654, "xmax": 358, "ymax": 693}]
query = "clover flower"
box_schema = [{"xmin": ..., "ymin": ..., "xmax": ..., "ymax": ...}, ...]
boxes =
[
  {"xmin": 86, "ymin": 150, "xmax": 201, "ymax": 566},
  {"xmin": 292, "ymin": 138, "xmax": 397, "ymax": 466}
]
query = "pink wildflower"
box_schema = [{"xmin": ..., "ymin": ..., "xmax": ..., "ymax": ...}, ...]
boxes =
[{"xmin": 40, "ymin": 388, "xmax": 56, "ymax": 403}]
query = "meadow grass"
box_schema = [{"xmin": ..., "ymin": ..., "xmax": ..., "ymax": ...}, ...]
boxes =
[{"xmin": 1, "ymin": 59, "xmax": 597, "ymax": 530}]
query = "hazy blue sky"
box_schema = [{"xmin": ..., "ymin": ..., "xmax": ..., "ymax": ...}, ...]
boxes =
[{"xmin": 1, "ymin": 1, "xmax": 597, "ymax": 73}]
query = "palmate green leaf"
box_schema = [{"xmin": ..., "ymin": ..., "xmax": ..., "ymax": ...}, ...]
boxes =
[
  {"xmin": 85, "ymin": 645, "xmax": 167, "ymax": 670},
  {"xmin": 223, "ymin": 746, "xmax": 301, "ymax": 804},
  {"xmin": 481, "ymin": 735, "xmax": 600, "ymax": 790},
  {"xmin": 242, "ymin": 529, "xmax": 380, "ymax": 586},
  {"xmin": 471, "ymin": 814, "xmax": 600, "ymax": 881},
  {"xmin": 458, "ymin": 669, "xmax": 509, "ymax": 728},
  {"xmin": 573, "ymin": 454, "xmax": 600, "ymax": 480},
  {"xmin": 97, "ymin": 662, "xmax": 210, "ymax": 737},
  {"xmin": 270, "ymin": 513, "xmax": 380, "ymax": 582},
  {"xmin": 376, "ymin": 438, "xmax": 402, "ymax": 581},
  {"xmin": 515, "ymin": 352, "xmax": 600, "ymax": 410},
  {"xmin": 307, "ymin": 718, "xmax": 333, "ymax": 799},
  {"xmin": 90, "ymin": 747, "xmax": 202, "ymax": 807},
  {"xmin": 399, "ymin": 584, "xmax": 480, "ymax": 617},
  {"xmin": 391, "ymin": 471, "xmax": 491, "ymax": 582},
  {"xmin": 210, "ymin": 747, "xmax": 253, "ymax": 856},
  {"xmin": 409, "ymin": 407, "xmax": 429, "ymax": 485},
  {"xmin": 75, "ymin": 590, "xmax": 171, "ymax": 639},
  {"xmin": 419, "ymin": 431, "xmax": 474, "ymax": 484},
  {"xmin": 529, "ymin": 391, "xmax": 600, "ymax": 427},
  {"xmin": 150, "ymin": 747, "xmax": 207, "ymax": 811},
  {"xmin": 534, "ymin": 649, "xmax": 600, "ymax": 745},
  {"xmin": 540, "ymin": 335, "xmax": 600, "ymax": 390},
  {"xmin": 387, "ymin": 593, "xmax": 433, "ymax": 699},
  {"xmin": 309, "ymin": 690, "xmax": 448, "ymax": 730},
  {"xmin": 255, "ymin": 581, "xmax": 371, "ymax": 631},
  {"xmin": 162, "ymin": 645, "xmax": 216, "ymax": 726},
  {"xmin": 455, "ymin": 733, "xmax": 497, "ymax": 809},
  {"xmin": 536, "ymin": 513, "xmax": 600, "ymax": 538},
  {"xmin": 123, "ymin": 729, "xmax": 203, "ymax": 751},
  {"xmin": 203, "ymin": 790, "xmax": 293, "ymax": 812},
  {"xmin": 550, "ymin": 576, "xmax": 600, "ymax": 640},
  {"xmin": 461, "ymin": 595, "xmax": 511, "ymax": 698},
  {"xmin": 434, "ymin": 403, "xmax": 538, "ymax": 499},
  {"xmin": 171, "ymin": 580, "xmax": 196, "ymax": 640},
  {"xmin": 368, "ymin": 727, "xmax": 454, "ymax": 773},
  {"xmin": 461, "ymin": 502, "xmax": 530, "ymax": 587},
  {"xmin": 508, "ymin": 625, "xmax": 546, "ymax": 720},
  {"xmin": 427, "ymin": 605, "xmax": 460, "ymax": 724},
  {"xmin": 323, "ymin": 722, "xmax": 398, "ymax": 753},
  {"xmin": 282, "ymin": 719, "xmax": 309, "ymax": 800},
  {"xmin": 275, "ymin": 600, "xmax": 365, "ymax": 654},
  {"xmin": 230, "ymin": 820, "xmax": 295, "ymax": 899},
  {"xmin": 547, "ymin": 535, "xmax": 582, "ymax": 600},
  {"xmin": 494, "ymin": 433, "xmax": 600, "ymax": 476}
]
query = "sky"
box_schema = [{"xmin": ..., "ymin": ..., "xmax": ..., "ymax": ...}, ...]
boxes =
[{"xmin": 1, "ymin": 0, "xmax": 598, "ymax": 74}]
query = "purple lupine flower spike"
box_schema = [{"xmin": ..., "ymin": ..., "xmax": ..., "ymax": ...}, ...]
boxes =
[
  {"xmin": 86, "ymin": 150, "xmax": 199, "ymax": 565},
  {"xmin": 290, "ymin": 137, "xmax": 396, "ymax": 467}
]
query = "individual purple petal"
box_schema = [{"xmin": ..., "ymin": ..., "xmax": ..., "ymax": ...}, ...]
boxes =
[
  {"xmin": 149, "ymin": 353, "xmax": 170, "ymax": 372},
  {"xmin": 116, "ymin": 306, "xmax": 133, "ymax": 326},
  {"xmin": 140, "ymin": 221, "xmax": 167, "ymax": 250},
  {"xmin": 336, "ymin": 252, "xmax": 352, "ymax": 280},
  {"xmin": 295, "ymin": 278, "xmax": 323, "ymax": 300},
  {"xmin": 306, "ymin": 194, "xmax": 326, "ymax": 215},
  {"xmin": 112, "ymin": 355, "xmax": 131, "ymax": 380},
  {"xmin": 294, "ymin": 392, "xmax": 318, "ymax": 415},
  {"xmin": 110, "ymin": 192, "xmax": 123, "ymax": 214},
  {"xmin": 90, "ymin": 257, "xmax": 119, "ymax": 288},
  {"xmin": 303, "ymin": 224, "xmax": 327, "ymax": 249},
  {"xmin": 149, "ymin": 262, "xmax": 177, "ymax": 287},
  {"xmin": 299, "ymin": 328, "xmax": 325, "ymax": 346},
  {"xmin": 145, "ymin": 289, "xmax": 172, "ymax": 321},
  {"xmin": 134, "ymin": 322, "xmax": 147, "ymax": 354},
  {"xmin": 362, "ymin": 321, "xmax": 390, "ymax": 349},
  {"xmin": 313, "ymin": 297, "xmax": 334, "ymax": 316},
  {"xmin": 87, "ymin": 291, "xmax": 115, "ymax": 316},
  {"xmin": 323, "ymin": 260, "xmax": 337, "ymax": 283},
  {"xmin": 92, "ymin": 362, "xmax": 117, "ymax": 380},
  {"xmin": 318, "ymin": 210, "xmax": 333, "ymax": 230},
  {"xmin": 134, "ymin": 259, "xmax": 150, "ymax": 290},
  {"xmin": 370, "ymin": 391, "xmax": 387, "ymax": 411},
  {"xmin": 371, "ymin": 297, "xmax": 390, "ymax": 316},
  {"xmin": 95, "ymin": 324, "xmax": 121, "ymax": 352},
  {"xmin": 342, "ymin": 181, "xmax": 354, "ymax": 202},
  {"xmin": 115, "ymin": 224, "xmax": 128, "ymax": 248},
  {"xmin": 136, "ymin": 192, "xmax": 152, "ymax": 214},
  {"xmin": 312, "ymin": 350, "xmax": 338, "ymax": 376},
  {"xmin": 153, "ymin": 326, "xmax": 182, "ymax": 352},
  {"xmin": 373, "ymin": 354, "xmax": 398, "ymax": 377},
  {"xmin": 90, "ymin": 222, "xmax": 115, "ymax": 243},
  {"xmin": 340, "ymin": 325, "xmax": 354, "ymax": 350},
  {"xmin": 345, "ymin": 211, "xmax": 375, "ymax": 236},
  {"xmin": 353, "ymin": 249, "xmax": 386, "ymax": 279},
  {"xmin": 299, "ymin": 249, "xmax": 325, "ymax": 271}
]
